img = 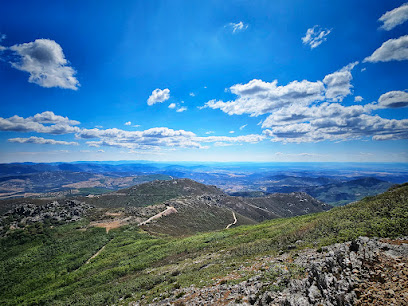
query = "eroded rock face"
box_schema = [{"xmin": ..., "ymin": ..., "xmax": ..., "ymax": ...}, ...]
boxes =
[{"xmin": 151, "ymin": 237, "xmax": 408, "ymax": 306}]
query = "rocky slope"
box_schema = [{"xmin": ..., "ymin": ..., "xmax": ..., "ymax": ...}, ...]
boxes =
[
  {"xmin": 0, "ymin": 200, "xmax": 92, "ymax": 234},
  {"xmin": 152, "ymin": 236, "xmax": 408, "ymax": 305}
]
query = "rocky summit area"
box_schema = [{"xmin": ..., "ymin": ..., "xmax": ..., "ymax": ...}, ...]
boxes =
[
  {"xmin": 0, "ymin": 200, "xmax": 93, "ymax": 233},
  {"xmin": 151, "ymin": 237, "xmax": 408, "ymax": 306}
]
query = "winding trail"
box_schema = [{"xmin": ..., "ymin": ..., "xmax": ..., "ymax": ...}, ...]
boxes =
[
  {"xmin": 138, "ymin": 206, "xmax": 177, "ymax": 226},
  {"xmin": 225, "ymin": 211, "xmax": 237, "ymax": 229}
]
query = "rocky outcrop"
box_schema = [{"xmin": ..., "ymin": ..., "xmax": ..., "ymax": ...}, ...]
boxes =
[
  {"xmin": 154, "ymin": 237, "xmax": 408, "ymax": 305},
  {"xmin": 1, "ymin": 200, "xmax": 93, "ymax": 231}
]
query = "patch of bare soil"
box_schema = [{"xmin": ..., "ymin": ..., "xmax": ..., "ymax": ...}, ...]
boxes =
[{"xmin": 90, "ymin": 217, "xmax": 131, "ymax": 233}]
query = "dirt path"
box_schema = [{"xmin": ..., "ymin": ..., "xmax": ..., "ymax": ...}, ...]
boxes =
[
  {"xmin": 138, "ymin": 206, "xmax": 177, "ymax": 226},
  {"xmin": 225, "ymin": 211, "xmax": 237, "ymax": 229},
  {"xmin": 86, "ymin": 245, "xmax": 107, "ymax": 264}
]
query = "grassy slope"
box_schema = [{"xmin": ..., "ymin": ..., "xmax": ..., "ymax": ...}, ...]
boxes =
[{"xmin": 0, "ymin": 183, "xmax": 407, "ymax": 305}]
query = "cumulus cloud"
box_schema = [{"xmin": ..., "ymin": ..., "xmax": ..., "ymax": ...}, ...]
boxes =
[
  {"xmin": 147, "ymin": 88, "xmax": 170, "ymax": 105},
  {"xmin": 379, "ymin": 3, "xmax": 408, "ymax": 30},
  {"xmin": 364, "ymin": 35, "xmax": 408, "ymax": 62},
  {"xmin": 202, "ymin": 61, "xmax": 408, "ymax": 143},
  {"xmin": 0, "ymin": 33, "xmax": 6, "ymax": 43},
  {"xmin": 76, "ymin": 126, "xmax": 266, "ymax": 150},
  {"xmin": 168, "ymin": 103, "xmax": 176, "ymax": 109},
  {"xmin": 0, "ymin": 111, "xmax": 80, "ymax": 134},
  {"xmin": 323, "ymin": 62, "xmax": 358, "ymax": 101},
  {"xmin": 6, "ymin": 39, "xmax": 79, "ymax": 90},
  {"xmin": 302, "ymin": 25, "xmax": 331, "ymax": 49},
  {"xmin": 32, "ymin": 111, "xmax": 80, "ymax": 125},
  {"xmin": 189, "ymin": 92, "xmax": 195, "ymax": 97},
  {"xmin": 354, "ymin": 96, "xmax": 364, "ymax": 102},
  {"xmin": 125, "ymin": 121, "xmax": 131, "ymax": 126},
  {"xmin": 203, "ymin": 63, "xmax": 359, "ymax": 116},
  {"xmin": 263, "ymin": 113, "xmax": 408, "ymax": 143},
  {"xmin": 378, "ymin": 91, "xmax": 408, "ymax": 108},
  {"xmin": 8, "ymin": 136, "xmax": 78, "ymax": 146},
  {"xmin": 204, "ymin": 79, "xmax": 325, "ymax": 116},
  {"xmin": 226, "ymin": 21, "xmax": 248, "ymax": 33}
]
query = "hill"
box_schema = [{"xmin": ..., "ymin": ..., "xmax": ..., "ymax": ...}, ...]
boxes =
[
  {"xmin": 75, "ymin": 179, "xmax": 330, "ymax": 235},
  {"xmin": 0, "ymin": 183, "xmax": 407, "ymax": 305},
  {"xmin": 83, "ymin": 178, "xmax": 224, "ymax": 208}
]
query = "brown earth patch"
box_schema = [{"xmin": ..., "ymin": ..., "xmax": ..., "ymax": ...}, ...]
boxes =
[{"xmin": 90, "ymin": 217, "xmax": 131, "ymax": 233}]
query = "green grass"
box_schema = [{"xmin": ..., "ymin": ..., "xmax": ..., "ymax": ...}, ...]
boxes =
[{"xmin": 0, "ymin": 183, "xmax": 407, "ymax": 305}]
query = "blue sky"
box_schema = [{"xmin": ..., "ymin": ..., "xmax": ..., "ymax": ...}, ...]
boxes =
[{"xmin": 0, "ymin": 0, "xmax": 407, "ymax": 163}]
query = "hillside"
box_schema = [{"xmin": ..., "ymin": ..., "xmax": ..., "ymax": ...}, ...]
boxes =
[
  {"xmin": 0, "ymin": 183, "xmax": 407, "ymax": 305},
  {"xmin": 83, "ymin": 178, "xmax": 224, "ymax": 208},
  {"xmin": 79, "ymin": 179, "xmax": 331, "ymax": 235}
]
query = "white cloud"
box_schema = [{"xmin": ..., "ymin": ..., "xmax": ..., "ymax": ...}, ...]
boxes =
[
  {"xmin": 168, "ymin": 103, "xmax": 176, "ymax": 109},
  {"xmin": 203, "ymin": 63, "xmax": 358, "ymax": 117},
  {"xmin": 323, "ymin": 62, "xmax": 358, "ymax": 101},
  {"xmin": 379, "ymin": 3, "xmax": 408, "ymax": 30},
  {"xmin": 364, "ymin": 35, "xmax": 408, "ymax": 62},
  {"xmin": 226, "ymin": 21, "xmax": 248, "ymax": 33},
  {"xmin": 202, "ymin": 61, "xmax": 408, "ymax": 143},
  {"xmin": 302, "ymin": 25, "xmax": 331, "ymax": 49},
  {"xmin": 229, "ymin": 130, "xmax": 235, "ymax": 134},
  {"xmin": 125, "ymin": 121, "xmax": 131, "ymax": 126},
  {"xmin": 205, "ymin": 131, "xmax": 214, "ymax": 134},
  {"xmin": 204, "ymin": 79, "xmax": 325, "ymax": 116},
  {"xmin": 0, "ymin": 33, "xmax": 6, "ymax": 43},
  {"xmin": 97, "ymin": 149, "xmax": 105, "ymax": 153},
  {"xmin": 8, "ymin": 136, "xmax": 78, "ymax": 146},
  {"xmin": 32, "ymin": 111, "xmax": 80, "ymax": 125},
  {"xmin": 0, "ymin": 111, "xmax": 80, "ymax": 134},
  {"xmin": 176, "ymin": 106, "xmax": 187, "ymax": 112},
  {"xmin": 239, "ymin": 124, "xmax": 247, "ymax": 130},
  {"xmin": 213, "ymin": 142, "xmax": 234, "ymax": 147},
  {"xmin": 147, "ymin": 88, "xmax": 170, "ymax": 105},
  {"xmin": 189, "ymin": 92, "xmax": 195, "ymax": 97},
  {"xmin": 354, "ymin": 96, "xmax": 364, "ymax": 102},
  {"xmin": 378, "ymin": 90, "xmax": 408, "ymax": 108},
  {"xmin": 8, "ymin": 39, "xmax": 79, "ymax": 90},
  {"xmin": 196, "ymin": 134, "xmax": 265, "ymax": 144}
]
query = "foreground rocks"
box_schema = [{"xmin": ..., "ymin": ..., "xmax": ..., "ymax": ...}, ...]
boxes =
[{"xmin": 150, "ymin": 237, "xmax": 408, "ymax": 305}]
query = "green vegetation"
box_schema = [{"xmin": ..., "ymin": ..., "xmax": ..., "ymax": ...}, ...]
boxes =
[{"xmin": 1, "ymin": 184, "xmax": 407, "ymax": 305}]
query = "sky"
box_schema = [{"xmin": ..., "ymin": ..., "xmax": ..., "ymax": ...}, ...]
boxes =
[{"xmin": 0, "ymin": 0, "xmax": 407, "ymax": 163}]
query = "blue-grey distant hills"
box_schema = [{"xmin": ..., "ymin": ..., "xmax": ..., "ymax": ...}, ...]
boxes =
[{"xmin": 0, "ymin": 162, "xmax": 404, "ymax": 206}]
